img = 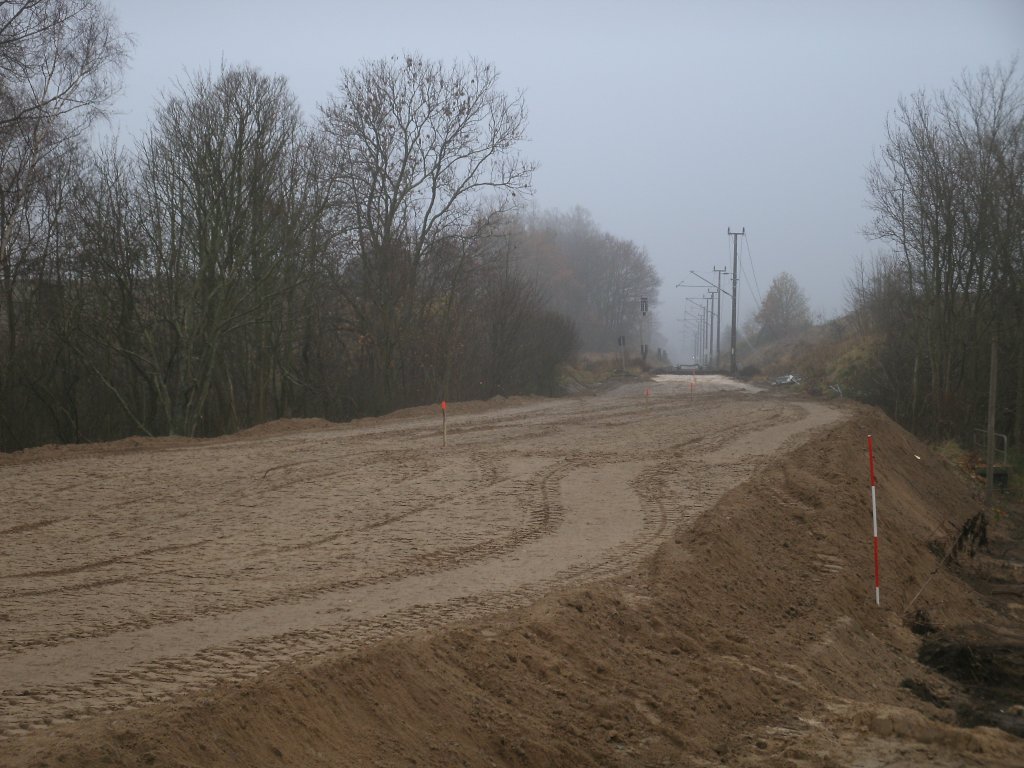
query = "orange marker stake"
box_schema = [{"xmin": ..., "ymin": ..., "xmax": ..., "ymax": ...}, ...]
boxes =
[{"xmin": 441, "ymin": 400, "xmax": 447, "ymax": 447}]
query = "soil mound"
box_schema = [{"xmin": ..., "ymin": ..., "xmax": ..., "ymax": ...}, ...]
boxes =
[
  {"xmin": 231, "ymin": 417, "xmax": 337, "ymax": 439},
  {"xmin": 5, "ymin": 403, "xmax": 1022, "ymax": 767}
]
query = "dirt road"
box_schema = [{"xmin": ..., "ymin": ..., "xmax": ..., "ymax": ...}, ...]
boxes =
[{"xmin": 0, "ymin": 376, "xmax": 841, "ymax": 740}]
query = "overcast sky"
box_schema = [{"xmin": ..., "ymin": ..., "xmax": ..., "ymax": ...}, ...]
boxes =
[{"xmin": 102, "ymin": 0, "xmax": 1022, "ymax": 357}]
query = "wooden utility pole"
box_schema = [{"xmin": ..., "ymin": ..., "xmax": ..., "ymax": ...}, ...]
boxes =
[
  {"xmin": 713, "ymin": 266, "xmax": 727, "ymax": 369},
  {"xmin": 728, "ymin": 228, "xmax": 744, "ymax": 375},
  {"xmin": 986, "ymin": 333, "xmax": 997, "ymax": 508}
]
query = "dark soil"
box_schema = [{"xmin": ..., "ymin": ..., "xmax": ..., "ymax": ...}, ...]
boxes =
[{"xmin": 915, "ymin": 499, "xmax": 1024, "ymax": 739}]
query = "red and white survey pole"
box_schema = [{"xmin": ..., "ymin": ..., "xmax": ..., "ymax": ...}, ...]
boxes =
[{"xmin": 868, "ymin": 434, "xmax": 880, "ymax": 606}]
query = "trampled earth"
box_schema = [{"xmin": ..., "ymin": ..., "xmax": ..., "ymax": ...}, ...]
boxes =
[{"xmin": 2, "ymin": 376, "xmax": 1021, "ymax": 766}]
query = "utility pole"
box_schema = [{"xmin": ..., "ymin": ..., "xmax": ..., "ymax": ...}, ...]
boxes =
[
  {"xmin": 686, "ymin": 296, "xmax": 714, "ymax": 366},
  {"xmin": 686, "ymin": 297, "xmax": 707, "ymax": 365},
  {"xmin": 728, "ymin": 228, "xmax": 744, "ymax": 375},
  {"xmin": 712, "ymin": 267, "xmax": 726, "ymax": 368},
  {"xmin": 640, "ymin": 296, "xmax": 649, "ymax": 365},
  {"xmin": 986, "ymin": 333, "xmax": 997, "ymax": 508},
  {"xmin": 705, "ymin": 292, "xmax": 715, "ymax": 367},
  {"xmin": 686, "ymin": 269, "xmax": 731, "ymax": 371}
]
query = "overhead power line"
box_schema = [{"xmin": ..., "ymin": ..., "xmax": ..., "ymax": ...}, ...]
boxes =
[{"xmin": 742, "ymin": 233, "xmax": 762, "ymax": 307}]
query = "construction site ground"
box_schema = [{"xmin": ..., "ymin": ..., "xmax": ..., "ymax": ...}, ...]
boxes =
[{"xmin": 2, "ymin": 375, "xmax": 1022, "ymax": 767}]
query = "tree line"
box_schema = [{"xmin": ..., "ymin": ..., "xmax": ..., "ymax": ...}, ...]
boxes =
[
  {"xmin": 850, "ymin": 61, "xmax": 1023, "ymax": 445},
  {"xmin": 0, "ymin": 1, "xmax": 660, "ymax": 451}
]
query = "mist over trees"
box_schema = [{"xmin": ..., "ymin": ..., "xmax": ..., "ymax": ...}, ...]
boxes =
[
  {"xmin": 852, "ymin": 61, "xmax": 1023, "ymax": 444},
  {"xmin": 0, "ymin": 3, "xmax": 663, "ymax": 451},
  {"xmin": 514, "ymin": 207, "xmax": 660, "ymax": 356}
]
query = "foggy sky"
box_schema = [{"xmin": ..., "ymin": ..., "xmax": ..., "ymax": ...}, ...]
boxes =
[{"xmin": 101, "ymin": 0, "xmax": 1023, "ymax": 360}]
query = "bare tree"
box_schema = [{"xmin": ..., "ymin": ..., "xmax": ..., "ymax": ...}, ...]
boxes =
[
  {"xmin": 319, "ymin": 53, "xmax": 534, "ymax": 411},
  {"xmin": 0, "ymin": 0, "xmax": 130, "ymax": 343},
  {"xmin": 0, "ymin": 46, "xmax": 588, "ymax": 449},
  {"xmin": 845, "ymin": 254, "xmax": 924, "ymax": 428},
  {"xmin": 864, "ymin": 60, "xmax": 1024, "ymax": 440},
  {"xmin": 0, "ymin": 0, "xmax": 129, "ymax": 449},
  {"xmin": 0, "ymin": 0, "xmax": 129, "ymax": 132},
  {"xmin": 110, "ymin": 65, "xmax": 312, "ymax": 436}
]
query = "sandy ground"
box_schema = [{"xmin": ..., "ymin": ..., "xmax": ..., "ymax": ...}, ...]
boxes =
[
  {"xmin": 0, "ymin": 375, "xmax": 833, "ymax": 736},
  {"xmin": 2, "ymin": 376, "xmax": 1022, "ymax": 767}
]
